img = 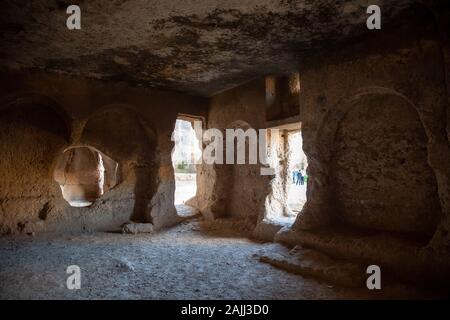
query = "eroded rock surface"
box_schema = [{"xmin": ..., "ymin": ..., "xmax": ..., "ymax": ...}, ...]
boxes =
[{"xmin": 0, "ymin": 0, "xmax": 423, "ymax": 96}]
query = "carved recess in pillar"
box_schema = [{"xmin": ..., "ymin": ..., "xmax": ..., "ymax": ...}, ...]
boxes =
[
  {"xmin": 53, "ymin": 146, "xmax": 120, "ymax": 207},
  {"xmin": 75, "ymin": 105, "xmax": 160, "ymax": 223}
]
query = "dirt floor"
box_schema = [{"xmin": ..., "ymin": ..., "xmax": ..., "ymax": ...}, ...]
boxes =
[{"xmin": 0, "ymin": 218, "xmax": 441, "ymax": 300}]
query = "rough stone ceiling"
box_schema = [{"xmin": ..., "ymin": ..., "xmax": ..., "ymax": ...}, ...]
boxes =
[{"xmin": 0, "ymin": 0, "xmax": 426, "ymax": 96}]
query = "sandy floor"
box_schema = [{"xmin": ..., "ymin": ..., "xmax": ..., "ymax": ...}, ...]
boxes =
[{"xmin": 0, "ymin": 218, "xmax": 440, "ymax": 300}]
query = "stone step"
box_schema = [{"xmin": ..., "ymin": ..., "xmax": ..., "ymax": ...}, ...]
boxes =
[
  {"xmin": 259, "ymin": 245, "xmax": 367, "ymax": 288},
  {"xmin": 274, "ymin": 227, "xmax": 450, "ymax": 289},
  {"xmin": 121, "ymin": 222, "xmax": 154, "ymax": 234}
]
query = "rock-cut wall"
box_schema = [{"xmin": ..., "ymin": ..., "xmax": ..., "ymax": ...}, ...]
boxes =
[{"xmin": 0, "ymin": 70, "xmax": 208, "ymax": 234}]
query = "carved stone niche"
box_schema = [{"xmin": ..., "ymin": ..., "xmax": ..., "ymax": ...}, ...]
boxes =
[{"xmin": 54, "ymin": 146, "xmax": 119, "ymax": 207}]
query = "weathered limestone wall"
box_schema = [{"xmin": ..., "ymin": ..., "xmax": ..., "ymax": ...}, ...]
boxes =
[
  {"xmin": 294, "ymin": 11, "xmax": 449, "ymax": 242},
  {"xmin": 429, "ymin": 3, "xmax": 450, "ymax": 259},
  {"xmin": 279, "ymin": 9, "xmax": 450, "ymax": 286},
  {"xmin": 0, "ymin": 69, "xmax": 208, "ymax": 234},
  {"xmin": 0, "ymin": 103, "xmax": 69, "ymax": 234}
]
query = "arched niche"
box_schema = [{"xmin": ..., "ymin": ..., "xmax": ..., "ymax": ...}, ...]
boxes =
[
  {"xmin": 0, "ymin": 93, "xmax": 70, "ymax": 233},
  {"xmin": 79, "ymin": 105, "xmax": 156, "ymax": 162},
  {"xmin": 0, "ymin": 93, "xmax": 71, "ymax": 140},
  {"xmin": 293, "ymin": 87, "xmax": 441, "ymax": 238},
  {"xmin": 332, "ymin": 91, "xmax": 440, "ymax": 235},
  {"xmin": 227, "ymin": 120, "xmax": 266, "ymax": 221},
  {"xmin": 196, "ymin": 119, "xmax": 259, "ymax": 220}
]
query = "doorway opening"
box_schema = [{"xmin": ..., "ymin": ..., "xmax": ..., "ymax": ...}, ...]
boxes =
[
  {"xmin": 171, "ymin": 117, "xmax": 202, "ymax": 206},
  {"xmin": 286, "ymin": 130, "xmax": 308, "ymax": 214},
  {"xmin": 265, "ymin": 125, "xmax": 308, "ymax": 225}
]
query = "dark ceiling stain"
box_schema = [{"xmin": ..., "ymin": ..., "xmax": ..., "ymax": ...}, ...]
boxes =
[{"xmin": 0, "ymin": 0, "xmax": 440, "ymax": 96}]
